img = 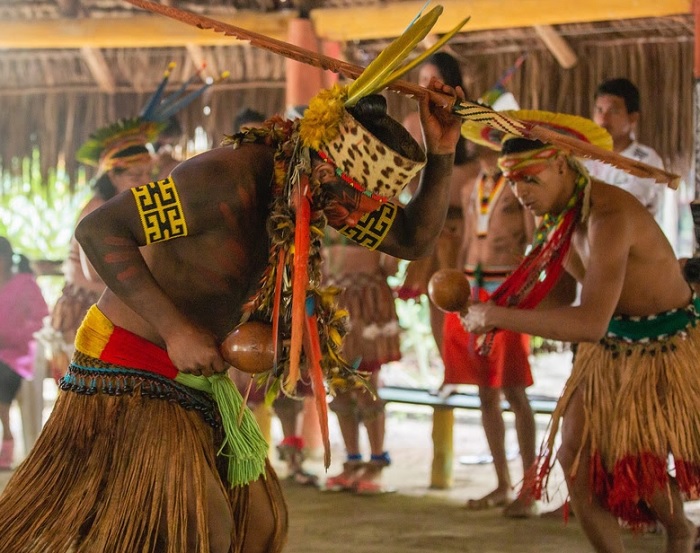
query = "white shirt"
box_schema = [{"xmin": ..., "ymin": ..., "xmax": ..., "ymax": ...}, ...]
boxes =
[{"xmin": 584, "ymin": 141, "xmax": 665, "ymax": 217}]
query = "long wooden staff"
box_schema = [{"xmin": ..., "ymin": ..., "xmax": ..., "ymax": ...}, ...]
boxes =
[{"xmin": 125, "ymin": 0, "xmax": 680, "ymax": 187}]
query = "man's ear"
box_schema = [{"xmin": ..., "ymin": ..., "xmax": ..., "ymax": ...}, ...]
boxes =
[
  {"xmin": 556, "ymin": 154, "xmax": 567, "ymax": 175},
  {"xmin": 629, "ymin": 111, "xmax": 640, "ymax": 132}
]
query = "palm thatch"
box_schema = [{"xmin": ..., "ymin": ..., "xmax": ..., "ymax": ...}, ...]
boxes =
[{"xmin": 0, "ymin": 0, "xmax": 694, "ymax": 186}]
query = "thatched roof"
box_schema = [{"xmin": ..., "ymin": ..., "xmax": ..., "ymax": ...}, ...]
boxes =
[{"xmin": 0, "ymin": 0, "xmax": 693, "ymax": 184}]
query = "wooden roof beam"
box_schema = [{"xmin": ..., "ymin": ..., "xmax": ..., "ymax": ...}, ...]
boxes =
[
  {"xmin": 79, "ymin": 46, "xmax": 116, "ymax": 93},
  {"xmin": 0, "ymin": 0, "xmax": 690, "ymax": 49},
  {"xmin": 534, "ymin": 25, "xmax": 578, "ymax": 68}
]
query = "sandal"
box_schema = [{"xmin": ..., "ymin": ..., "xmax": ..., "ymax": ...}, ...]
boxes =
[
  {"xmin": 289, "ymin": 469, "xmax": 319, "ymax": 487},
  {"xmin": 354, "ymin": 479, "xmax": 397, "ymax": 495},
  {"xmin": 324, "ymin": 457, "xmax": 364, "ymax": 492}
]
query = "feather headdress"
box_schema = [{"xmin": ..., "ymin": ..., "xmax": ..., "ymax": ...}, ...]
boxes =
[{"xmin": 76, "ymin": 61, "xmax": 229, "ymax": 176}]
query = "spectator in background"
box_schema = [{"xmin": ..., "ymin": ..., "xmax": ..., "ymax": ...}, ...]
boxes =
[
  {"xmin": 46, "ymin": 120, "xmax": 157, "ymax": 382},
  {"xmin": 234, "ymin": 107, "xmax": 266, "ymax": 134},
  {"xmin": 322, "ymin": 234, "xmax": 401, "ymax": 494},
  {"xmin": 441, "ymin": 140, "xmax": 537, "ymax": 516},
  {"xmin": 0, "ymin": 237, "xmax": 48, "ymax": 469},
  {"xmin": 586, "ymin": 78, "xmax": 669, "ymax": 230}
]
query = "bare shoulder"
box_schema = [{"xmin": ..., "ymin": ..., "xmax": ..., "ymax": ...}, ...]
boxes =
[{"xmin": 173, "ymin": 143, "xmax": 273, "ymax": 182}]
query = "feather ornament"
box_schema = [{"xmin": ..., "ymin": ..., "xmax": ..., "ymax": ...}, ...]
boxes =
[
  {"xmin": 285, "ymin": 174, "xmax": 312, "ymax": 394},
  {"xmin": 344, "ymin": 5, "xmax": 443, "ymax": 107},
  {"xmin": 384, "ymin": 16, "xmax": 471, "ymax": 87},
  {"xmin": 125, "ymin": 0, "xmax": 681, "ymax": 187}
]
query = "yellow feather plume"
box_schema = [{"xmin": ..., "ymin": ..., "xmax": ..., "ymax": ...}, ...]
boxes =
[
  {"xmin": 385, "ymin": 17, "xmax": 471, "ymax": 86},
  {"xmin": 344, "ymin": 5, "xmax": 443, "ymax": 107}
]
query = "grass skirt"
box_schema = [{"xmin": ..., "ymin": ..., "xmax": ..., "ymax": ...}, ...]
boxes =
[
  {"xmin": 536, "ymin": 312, "xmax": 700, "ymax": 527},
  {"xmin": 0, "ymin": 355, "xmax": 287, "ymax": 552}
]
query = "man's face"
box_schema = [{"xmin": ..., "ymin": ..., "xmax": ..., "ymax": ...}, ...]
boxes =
[
  {"xmin": 312, "ymin": 160, "xmax": 381, "ymax": 227},
  {"xmin": 109, "ymin": 160, "xmax": 154, "ymax": 193},
  {"xmin": 506, "ymin": 157, "xmax": 566, "ymax": 217},
  {"xmin": 418, "ymin": 63, "xmax": 442, "ymax": 88},
  {"xmin": 592, "ymin": 94, "xmax": 638, "ymax": 145}
]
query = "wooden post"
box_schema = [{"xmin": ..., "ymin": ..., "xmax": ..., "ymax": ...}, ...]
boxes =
[{"xmin": 430, "ymin": 407, "xmax": 454, "ymax": 489}]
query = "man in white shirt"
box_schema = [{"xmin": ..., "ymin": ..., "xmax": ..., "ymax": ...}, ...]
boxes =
[{"xmin": 585, "ymin": 77, "xmax": 667, "ymax": 220}]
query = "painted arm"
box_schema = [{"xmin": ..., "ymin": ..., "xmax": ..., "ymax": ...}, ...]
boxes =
[{"xmin": 74, "ymin": 149, "xmax": 243, "ymax": 375}]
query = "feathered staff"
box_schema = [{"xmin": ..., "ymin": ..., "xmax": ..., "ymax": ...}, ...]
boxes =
[{"xmin": 125, "ymin": 0, "xmax": 680, "ymax": 187}]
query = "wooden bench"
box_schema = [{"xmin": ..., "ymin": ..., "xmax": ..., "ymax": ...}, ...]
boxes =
[{"xmin": 378, "ymin": 386, "xmax": 558, "ymax": 489}]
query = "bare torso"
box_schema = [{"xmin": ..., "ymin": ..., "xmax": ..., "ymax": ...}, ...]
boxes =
[
  {"xmin": 567, "ymin": 180, "xmax": 690, "ymax": 316},
  {"xmin": 462, "ymin": 174, "xmax": 533, "ymax": 271}
]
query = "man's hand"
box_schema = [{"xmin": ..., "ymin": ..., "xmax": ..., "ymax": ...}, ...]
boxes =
[
  {"xmin": 461, "ymin": 302, "xmax": 497, "ymax": 334},
  {"xmin": 419, "ymin": 78, "xmax": 464, "ymax": 156},
  {"xmin": 164, "ymin": 323, "xmax": 228, "ymax": 377}
]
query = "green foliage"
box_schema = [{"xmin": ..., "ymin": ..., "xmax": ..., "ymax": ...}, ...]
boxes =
[{"xmin": 0, "ymin": 151, "xmax": 91, "ymax": 305}]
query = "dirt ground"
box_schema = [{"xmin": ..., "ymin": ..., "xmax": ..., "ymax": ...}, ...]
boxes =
[{"xmin": 275, "ymin": 405, "xmax": 676, "ymax": 553}]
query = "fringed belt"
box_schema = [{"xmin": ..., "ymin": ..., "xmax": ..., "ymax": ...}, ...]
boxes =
[
  {"xmin": 62, "ymin": 352, "xmax": 220, "ymax": 427},
  {"xmin": 67, "ymin": 305, "xmax": 268, "ymax": 488},
  {"xmin": 606, "ymin": 294, "xmax": 700, "ymax": 343}
]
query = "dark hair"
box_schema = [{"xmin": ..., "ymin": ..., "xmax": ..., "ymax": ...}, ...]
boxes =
[
  {"xmin": 594, "ymin": 78, "xmax": 640, "ymax": 114},
  {"xmin": 0, "ymin": 237, "xmax": 12, "ymax": 266},
  {"xmin": 0, "ymin": 237, "xmax": 32, "ymax": 274},
  {"xmin": 423, "ymin": 52, "xmax": 470, "ymax": 165},
  {"xmin": 93, "ymin": 144, "xmax": 150, "ymax": 201},
  {"xmin": 348, "ymin": 95, "xmax": 424, "ymax": 163},
  {"xmin": 234, "ymin": 108, "xmax": 266, "ymax": 133},
  {"xmin": 501, "ymin": 137, "xmax": 547, "ymax": 155},
  {"xmin": 160, "ymin": 116, "xmax": 182, "ymax": 139}
]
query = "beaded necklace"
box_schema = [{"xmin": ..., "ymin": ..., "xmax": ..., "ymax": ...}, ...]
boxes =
[{"xmin": 476, "ymin": 172, "xmax": 506, "ymax": 237}]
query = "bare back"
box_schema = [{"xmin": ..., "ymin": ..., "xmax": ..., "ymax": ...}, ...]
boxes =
[
  {"xmin": 96, "ymin": 144, "xmax": 275, "ymax": 344},
  {"xmin": 568, "ymin": 180, "xmax": 690, "ymax": 317}
]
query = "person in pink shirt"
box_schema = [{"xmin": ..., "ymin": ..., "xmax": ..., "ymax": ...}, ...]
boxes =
[{"xmin": 0, "ymin": 237, "xmax": 48, "ymax": 469}]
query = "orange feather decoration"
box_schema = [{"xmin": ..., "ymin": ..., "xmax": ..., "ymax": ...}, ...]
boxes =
[{"xmin": 286, "ymin": 175, "xmax": 312, "ymax": 393}]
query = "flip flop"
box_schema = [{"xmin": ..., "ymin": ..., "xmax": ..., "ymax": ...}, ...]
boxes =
[
  {"xmin": 354, "ymin": 479, "xmax": 397, "ymax": 495},
  {"xmin": 289, "ymin": 469, "xmax": 319, "ymax": 488}
]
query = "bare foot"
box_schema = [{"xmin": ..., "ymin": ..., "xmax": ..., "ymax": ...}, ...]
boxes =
[
  {"xmin": 503, "ymin": 494, "xmax": 539, "ymax": 518},
  {"xmin": 665, "ymin": 518, "xmax": 696, "ymax": 553},
  {"xmin": 465, "ymin": 488, "xmax": 514, "ymax": 510}
]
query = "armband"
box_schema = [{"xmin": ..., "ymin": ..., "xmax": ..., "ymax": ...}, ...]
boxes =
[
  {"xmin": 338, "ymin": 202, "xmax": 397, "ymax": 250},
  {"xmin": 131, "ymin": 177, "xmax": 189, "ymax": 244}
]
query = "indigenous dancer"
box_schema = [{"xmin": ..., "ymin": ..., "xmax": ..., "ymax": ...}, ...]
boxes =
[
  {"xmin": 441, "ymin": 142, "xmax": 537, "ymax": 516},
  {"xmin": 322, "ymin": 234, "xmax": 401, "ymax": 494},
  {"xmin": 462, "ymin": 110, "xmax": 700, "ymax": 553},
  {"xmin": 0, "ymin": 38, "xmax": 464, "ymax": 553}
]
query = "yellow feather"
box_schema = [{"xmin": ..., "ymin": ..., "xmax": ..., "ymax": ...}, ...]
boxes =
[
  {"xmin": 344, "ymin": 5, "xmax": 443, "ymax": 107},
  {"xmin": 385, "ymin": 17, "xmax": 471, "ymax": 86}
]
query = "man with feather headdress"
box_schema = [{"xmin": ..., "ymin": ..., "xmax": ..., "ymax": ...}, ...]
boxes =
[
  {"xmin": 0, "ymin": 4, "xmax": 467, "ymax": 550},
  {"xmin": 462, "ymin": 110, "xmax": 700, "ymax": 553}
]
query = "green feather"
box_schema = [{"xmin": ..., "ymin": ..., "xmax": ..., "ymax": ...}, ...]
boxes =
[
  {"xmin": 384, "ymin": 16, "xmax": 471, "ymax": 86},
  {"xmin": 345, "ymin": 5, "xmax": 443, "ymax": 107}
]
